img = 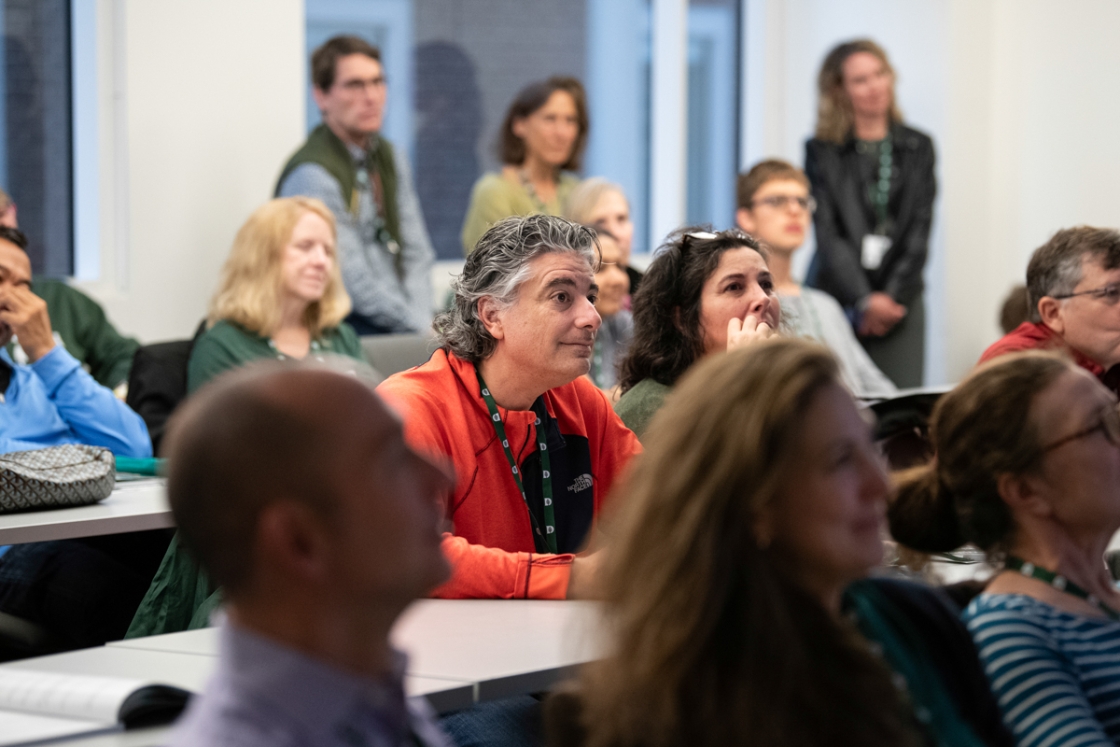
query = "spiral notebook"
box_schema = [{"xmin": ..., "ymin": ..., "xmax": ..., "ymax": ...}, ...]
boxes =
[{"xmin": 0, "ymin": 668, "xmax": 189, "ymax": 746}]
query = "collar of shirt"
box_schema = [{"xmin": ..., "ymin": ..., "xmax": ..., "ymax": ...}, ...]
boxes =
[
  {"xmin": 346, "ymin": 137, "xmax": 382, "ymax": 165},
  {"xmin": 1031, "ymin": 322, "xmax": 1106, "ymax": 377},
  {"xmin": 218, "ymin": 622, "xmax": 413, "ymax": 743}
]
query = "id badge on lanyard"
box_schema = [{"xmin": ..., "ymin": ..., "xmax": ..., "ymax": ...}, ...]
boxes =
[{"xmin": 861, "ymin": 234, "xmax": 892, "ymax": 271}]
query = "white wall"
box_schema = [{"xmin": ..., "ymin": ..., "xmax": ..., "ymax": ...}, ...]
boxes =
[
  {"xmin": 744, "ymin": 0, "xmax": 1120, "ymax": 385},
  {"xmin": 944, "ymin": 0, "xmax": 1120, "ymax": 380},
  {"xmin": 71, "ymin": 0, "xmax": 1120, "ymax": 367},
  {"xmin": 75, "ymin": 0, "xmax": 306, "ymax": 343}
]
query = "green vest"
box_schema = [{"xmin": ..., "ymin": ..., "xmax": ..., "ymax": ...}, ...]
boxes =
[{"xmin": 275, "ymin": 124, "xmax": 402, "ymax": 246}]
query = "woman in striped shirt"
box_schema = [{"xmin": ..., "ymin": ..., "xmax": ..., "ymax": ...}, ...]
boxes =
[{"xmin": 890, "ymin": 350, "xmax": 1120, "ymax": 746}]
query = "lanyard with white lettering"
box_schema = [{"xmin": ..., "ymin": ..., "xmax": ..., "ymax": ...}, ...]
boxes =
[{"xmin": 475, "ymin": 368, "xmax": 557, "ymax": 553}]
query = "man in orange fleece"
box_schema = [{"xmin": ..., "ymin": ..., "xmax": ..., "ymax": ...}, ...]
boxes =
[{"xmin": 378, "ymin": 214, "xmax": 641, "ymax": 600}]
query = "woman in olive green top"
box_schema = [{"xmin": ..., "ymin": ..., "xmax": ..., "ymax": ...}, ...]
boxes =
[
  {"xmin": 129, "ymin": 196, "xmax": 366, "ymax": 638},
  {"xmin": 460, "ymin": 76, "xmax": 588, "ymax": 253},
  {"xmin": 615, "ymin": 228, "xmax": 782, "ymax": 440}
]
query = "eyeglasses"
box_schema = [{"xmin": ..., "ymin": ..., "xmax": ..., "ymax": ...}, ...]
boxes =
[
  {"xmin": 1051, "ymin": 283, "xmax": 1120, "ymax": 306},
  {"xmin": 1039, "ymin": 402, "xmax": 1120, "ymax": 454},
  {"xmin": 338, "ymin": 76, "xmax": 387, "ymax": 94},
  {"xmin": 748, "ymin": 195, "xmax": 817, "ymax": 213}
]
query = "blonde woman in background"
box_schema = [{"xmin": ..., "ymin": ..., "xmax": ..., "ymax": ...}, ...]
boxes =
[
  {"xmin": 565, "ymin": 178, "xmax": 643, "ymax": 293},
  {"xmin": 129, "ymin": 197, "xmax": 368, "ymax": 641},
  {"xmin": 806, "ymin": 39, "xmax": 935, "ymax": 388},
  {"xmin": 187, "ymin": 196, "xmax": 365, "ymax": 392}
]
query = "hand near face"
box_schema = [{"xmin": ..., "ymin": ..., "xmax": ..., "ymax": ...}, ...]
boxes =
[
  {"xmin": 0, "ymin": 283, "xmax": 55, "ymax": 361},
  {"xmin": 726, "ymin": 313, "xmax": 776, "ymax": 352},
  {"xmin": 858, "ymin": 292, "xmax": 906, "ymax": 337}
]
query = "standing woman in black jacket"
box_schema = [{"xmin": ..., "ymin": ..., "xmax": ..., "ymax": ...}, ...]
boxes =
[{"xmin": 806, "ymin": 40, "xmax": 935, "ymax": 388}]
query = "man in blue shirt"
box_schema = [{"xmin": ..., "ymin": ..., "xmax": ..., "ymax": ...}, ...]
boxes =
[
  {"xmin": 0, "ymin": 225, "xmax": 155, "ymax": 656},
  {"xmin": 0, "ymin": 225, "xmax": 150, "ymax": 456},
  {"xmin": 166, "ymin": 363, "xmax": 452, "ymax": 747}
]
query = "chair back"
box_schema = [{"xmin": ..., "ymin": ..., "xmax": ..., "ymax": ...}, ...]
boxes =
[
  {"xmin": 360, "ymin": 333, "xmax": 437, "ymax": 378},
  {"xmin": 126, "ymin": 338, "xmax": 195, "ymax": 455}
]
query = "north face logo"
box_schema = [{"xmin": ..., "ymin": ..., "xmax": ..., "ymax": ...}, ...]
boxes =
[{"xmin": 567, "ymin": 473, "xmax": 593, "ymax": 493}]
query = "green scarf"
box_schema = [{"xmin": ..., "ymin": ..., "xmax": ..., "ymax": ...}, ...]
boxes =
[{"xmin": 275, "ymin": 124, "xmax": 401, "ymax": 246}]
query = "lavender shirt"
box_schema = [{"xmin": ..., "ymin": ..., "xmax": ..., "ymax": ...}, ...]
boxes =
[{"xmin": 168, "ymin": 624, "xmax": 452, "ymax": 747}]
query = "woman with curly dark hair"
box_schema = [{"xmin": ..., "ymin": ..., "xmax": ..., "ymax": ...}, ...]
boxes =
[{"xmin": 613, "ymin": 227, "xmax": 779, "ymax": 439}]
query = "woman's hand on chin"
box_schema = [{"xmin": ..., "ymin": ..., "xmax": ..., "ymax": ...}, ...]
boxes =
[{"xmin": 727, "ymin": 314, "xmax": 775, "ymax": 352}]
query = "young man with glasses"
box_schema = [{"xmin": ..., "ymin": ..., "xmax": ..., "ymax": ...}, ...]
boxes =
[
  {"xmin": 736, "ymin": 159, "xmax": 896, "ymax": 398},
  {"xmin": 981, "ymin": 226, "xmax": 1120, "ymax": 392},
  {"xmin": 277, "ymin": 35, "xmax": 434, "ymax": 335}
]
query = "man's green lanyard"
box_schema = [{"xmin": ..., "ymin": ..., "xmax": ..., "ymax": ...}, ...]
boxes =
[{"xmin": 475, "ymin": 368, "xmax": 558, "ymax": 553}]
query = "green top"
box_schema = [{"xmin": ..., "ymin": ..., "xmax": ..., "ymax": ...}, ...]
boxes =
[
  {"xmin": 187, "ymin": 319, "xmax": 364, "ymax": 393},
  {"xmin": 275, "ymin": 124, "xmax": 401, "ymax": 245},
  {"xmin": 5, "ymin": 279, "xmax": 139, "ymax": 388},
  {"xmin": 614, "ymin": 378, "xmax": 672, "ymax": 442},
  {"xmin": 129, "ymin": 319, "xmax": 366, "ymax": 640},
  {"xmin": 460, "ymin": 171, "xmax": 580, "ymax": 254}
]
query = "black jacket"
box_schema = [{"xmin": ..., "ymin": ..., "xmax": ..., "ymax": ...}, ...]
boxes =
[{"xmin": 805, "ymin": 124, "xmax": 936, "ymax": 308}]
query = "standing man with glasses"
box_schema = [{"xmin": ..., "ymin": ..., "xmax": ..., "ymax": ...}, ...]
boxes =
[
  {"xmin": 736, "ymin": 159, "xmax": 896, "ymax": 399},
  {"xmin": 981, "ymin": 227, "xmax": 1120, "ymax": 392},
  {"xmin": 277, "ymin": 35, "xmax": 434, "ymax": 335}
]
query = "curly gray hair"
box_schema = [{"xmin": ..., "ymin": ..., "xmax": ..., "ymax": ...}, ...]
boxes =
[{"xmin": 435, "ymin": 214, "xmax": 600, "ymax": 362}]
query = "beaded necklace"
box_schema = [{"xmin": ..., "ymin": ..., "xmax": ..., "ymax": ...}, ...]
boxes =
[{"xmin": 518, "ymin": 169, "xmax": 555, "ymax": 212}]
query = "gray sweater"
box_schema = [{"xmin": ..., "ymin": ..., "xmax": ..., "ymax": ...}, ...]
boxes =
[
  {"xmin": 279, "ymin": 141, "xmax": 433, "ymax": 333},
  {"xmin": 780, "ymin": 287, "xmax": 897, "ymax": 399}
]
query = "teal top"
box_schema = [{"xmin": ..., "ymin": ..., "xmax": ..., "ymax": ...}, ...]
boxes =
[
  {"xmin": 187, "ymin": 319, "xmax": 364, "ymax": 393},
  {"xmin": 613, "ymin": 378, "xmax": 672, "ymax": 442}
]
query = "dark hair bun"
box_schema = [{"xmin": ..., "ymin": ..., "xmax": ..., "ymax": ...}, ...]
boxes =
[{"xmin": 888, "ymin": 464, "xmax": 963, "ymax": 553}]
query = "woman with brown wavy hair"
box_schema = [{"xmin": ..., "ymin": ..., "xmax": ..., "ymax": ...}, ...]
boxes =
[
  {"xmin": 461, "ymin": 76, "xmax": 589, "ymax": 253},
  {"xmin": 806, "ymin": 39, "xmax": 935, "ymax": 389},
  {"xmin": 555, "ymin": 339, "xmax": 1010, "ymax": 747}
]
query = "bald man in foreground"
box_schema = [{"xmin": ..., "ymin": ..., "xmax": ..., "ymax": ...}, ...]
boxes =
[{"xmin": 165, "ymin": 363, "xmax": 453, "ymax": 747}]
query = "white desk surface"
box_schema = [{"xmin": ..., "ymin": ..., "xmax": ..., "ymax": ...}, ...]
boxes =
[
  {"xmin": 0, "ymin": 644, "xmax": 474, "ymax": 713},
  {"xmin": 0, "ymin": 480, "xmax": 173, "ymax": 546},
  {"xmin": 112, "ymin": 599, "xmax": 605, "ymax": 701},
  {"xmin": 7, "ymin": 727, "xmax": 169, "ymax": 747}
]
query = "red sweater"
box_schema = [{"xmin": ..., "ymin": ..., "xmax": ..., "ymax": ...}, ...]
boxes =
[
  {"xmin": 377, "ymin": 350, "xmax": 642, "ymax": 599},
  {"xmin": 978, "ymin": 321, "xmax": 1105, "ymax": 378}
]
